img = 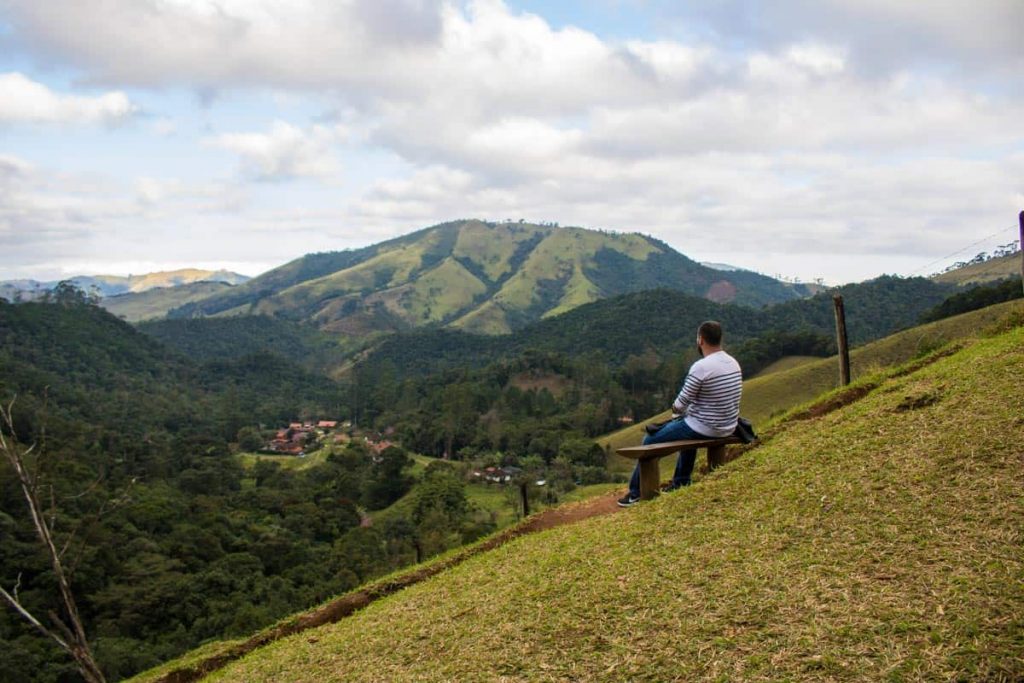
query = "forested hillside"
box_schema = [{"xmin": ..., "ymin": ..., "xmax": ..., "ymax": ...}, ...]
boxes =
[
  {"xmin": 356, "ymin": 275, "xmax": 952, "ymax": 379},
  {"xmin": 138, "ymin": 315, "xmax": 349, "ymax": 373},
  {"xmin": 920, "ymin": 276, "xmax": 1022, "ymax": 322},
  {"xmin": 0, "ymin": 296, "xmax": 478, "ymax": 682}
]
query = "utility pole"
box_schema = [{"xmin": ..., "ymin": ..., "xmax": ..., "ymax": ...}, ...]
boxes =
[
  {"xmin": 1019, "ymin": 211, "xmax": 1023, "ymax": 296},
  {"xmin": 832, "ymin": 294, "xmax": 851, "ymax": 387}
]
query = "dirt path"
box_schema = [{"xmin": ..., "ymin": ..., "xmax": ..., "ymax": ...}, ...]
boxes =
[{"xmin": 157, "ymin": 490, "xmax": 626, "ymax": 683}]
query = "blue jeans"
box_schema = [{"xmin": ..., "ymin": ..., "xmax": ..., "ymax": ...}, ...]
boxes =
[{"xmin": 628, "ymin": 419, "xmax": 712, "ymax": 498}]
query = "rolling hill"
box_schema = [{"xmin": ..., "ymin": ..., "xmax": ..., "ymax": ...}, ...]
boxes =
[
  {"xmin": 101, "ymin": 281, "xmax": 235, "ymax": 321},
  {"xmin": 167, "ymin": 220, "xmax": 810, "ymax": 337},
  {"xmin": 932, "ymin": 252, "xmax": 1020, "ymax": 286},
  {"xmin": 131, "ymin": 310, "xmax": 1024, "ymax": 682}
]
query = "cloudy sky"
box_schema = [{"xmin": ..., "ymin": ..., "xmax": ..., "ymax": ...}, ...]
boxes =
[{"xmin": 1, "ymin": 0, "xmax": 1022, "ymax": 284}]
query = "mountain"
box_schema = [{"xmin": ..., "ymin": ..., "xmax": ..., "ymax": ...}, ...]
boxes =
[
  {"xmin": 0, "ymin": 268, "xmax": 250, "ymax": 300},
  {"xmin": 100, "ymin": 281, "xmax": 235, "ymax": 322},
  {"xmin": 168, "ymin": 220, "xmax": 810, "ymax": 336}
]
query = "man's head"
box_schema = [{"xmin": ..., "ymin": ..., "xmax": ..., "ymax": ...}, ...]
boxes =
[{"xmin": 697, "ymin": 321, "xmax": 723, "ymax": 352}]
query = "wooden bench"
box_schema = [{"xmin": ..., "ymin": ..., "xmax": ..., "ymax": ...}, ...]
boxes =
[{"xmin": 616, "ymin": 436, "xmax": 742, "ymax": 500}]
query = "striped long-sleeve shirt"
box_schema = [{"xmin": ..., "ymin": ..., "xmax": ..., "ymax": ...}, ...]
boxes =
[{"xmin": 672, "ymin": 350, "xmax": 743, "ymax": 437}]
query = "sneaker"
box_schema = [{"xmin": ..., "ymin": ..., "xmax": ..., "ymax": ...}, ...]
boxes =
[{"xmin": 617, "ymin": 493, "xmax": 641, "ymax": 507}]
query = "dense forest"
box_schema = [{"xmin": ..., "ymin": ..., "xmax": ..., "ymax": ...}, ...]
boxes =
[
  {"xmin": 0, "ymin": 295, "xmax": 488, "ymax": 682},
  {"xmin": 0, "ymin": 272, "xmax": 985, "ymax": 681},
  {"xmin": 920, "ymin": 276, "xmax": 1022, "ymax": 322}
]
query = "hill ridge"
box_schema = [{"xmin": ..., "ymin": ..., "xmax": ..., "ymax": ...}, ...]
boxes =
[{"xmin": 167, "ymin": 220, "xmax": 806, "ymax": 337}]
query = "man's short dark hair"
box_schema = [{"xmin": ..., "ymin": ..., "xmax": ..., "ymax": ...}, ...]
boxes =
[{"xmin": 698, "ymin": 321, "xmax": 723, "ymax": 346}]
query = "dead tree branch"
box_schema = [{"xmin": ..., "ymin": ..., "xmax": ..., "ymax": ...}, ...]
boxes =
[{"xmin": 0, "ymin": 398, "xmax": 107, "ymax": 683}]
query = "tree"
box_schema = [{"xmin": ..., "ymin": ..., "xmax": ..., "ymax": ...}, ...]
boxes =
[
  {"xmin": 362, "ymin": 445, "xmax": 413, "ymax": 510},
  {"xmin": 236, "ymin": 426, "xmax": 264, "ymax": 452},
  {"xmin": 0, "ymin": 400, "xmax": 106, "ymax": 683}
]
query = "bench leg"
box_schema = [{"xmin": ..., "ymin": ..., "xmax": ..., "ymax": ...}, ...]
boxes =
[
  {"xmin": 638, "ymin": 458, "xmax": 661, "ymax": 500},
  {"xmin": 707, "ymin": 444, "xmax": 726, "ymax": 471}
]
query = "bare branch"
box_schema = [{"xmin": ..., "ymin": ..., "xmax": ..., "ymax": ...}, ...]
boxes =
[
  {"xmin": 68, "ymin": 473, "xmax": 105, "ymax": 500},
  {"xmin": 48, "ymin": 483, "xmax": 58, "ymax": 535},
  {"xmin": 48, "ymin": 609, "xmax": 77, "ymax": 645},
  {"xmin": 0, "ymin": 398, "xmax": 107, "ymax": 683},
  {"xmin": 0, "ymin": 585, "xmax": 69, "ymax": 651}
]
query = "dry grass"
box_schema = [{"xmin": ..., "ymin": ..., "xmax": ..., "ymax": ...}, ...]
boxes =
[{"xmin": 931, "ymin": 253, "xmax": 1019, "ymax": 285}]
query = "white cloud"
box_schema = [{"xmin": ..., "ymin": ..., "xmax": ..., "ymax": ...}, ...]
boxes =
[
  {"xmin": 0, "ymin": 155, "xmax": 134, "ymax": 259},
  {"xmin": 0, "ymin": 155, "xmax": 263, "ymax": 279},
  {"xmin": 204, "ymin": 121, "xmax": 347, "ymax": 180},
  {"xmin": 1, "ymin": 0, "xmax": 1021, "ymax": 283},
  {"xmin": 0, "ymin": 72, "xmax": 136, "ymax": 125},
  {"xmin": 654, "ymin": 0, "xmax": 1024, "ymax": 77}
]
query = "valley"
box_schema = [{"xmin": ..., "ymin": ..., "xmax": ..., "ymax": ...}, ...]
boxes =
[{"xmin": 0, "ymin": 224, "xmax": 1020, "ymax": 683}]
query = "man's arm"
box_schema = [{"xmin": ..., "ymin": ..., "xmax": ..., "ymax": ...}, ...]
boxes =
[{"xmin": 671, "ymin": 372, "xmax": 702, "ymax": 415}]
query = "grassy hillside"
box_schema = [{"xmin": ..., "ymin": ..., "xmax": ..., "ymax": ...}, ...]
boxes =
[
  {"xmin": 147, "ymin": 314, "xmax": 1023, "ymax": 682},
  {"xmin": 599, "ymin": 299, "xmax": 1024, "ymax": 469},
  {"xmin": 168, "ymin": 220, "xmax": 803, "ymax": 338},
  {"xmin": 932, "ymin": 252, "xmax": 1020, "ymax": 285},
  {"xmin": 750, "ymin": 355, "xmax": 819, "ymax": 377},
  {"xmin": 101, "ymin": 281, "xmax": 234, "ymax": 321}
]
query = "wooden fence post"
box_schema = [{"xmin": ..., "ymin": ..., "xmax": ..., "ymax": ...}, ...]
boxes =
[
  {"xmin": 833, "ymin": 294, "xmax": 851, "ymax": 387},
  {"xmin": 520, "ymin": 481, "xmax": 529, "ymax": 517}
]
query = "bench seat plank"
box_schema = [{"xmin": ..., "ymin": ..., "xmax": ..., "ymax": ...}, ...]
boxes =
[
  {"xmin": 616, "ymin": 436, "xmax": 741, "ymax": 460},
  {"xmin": 616, "ymin": 436, "xmax": 742, "ymax": 501}
]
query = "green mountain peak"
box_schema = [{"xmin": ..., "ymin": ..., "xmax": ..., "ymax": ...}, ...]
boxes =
[{"xmin": 169, "ymin": 220, "xmax": 806, "ymax": 339}]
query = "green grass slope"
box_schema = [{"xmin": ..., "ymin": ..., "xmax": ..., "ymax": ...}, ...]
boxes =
[
  {"xmin": 101, "ymin": 281, "xmax": 234, "ymax": 321},
  {"xmin": 750, "ymin": 355, "xmax": 820, "ymax": 377},
  {"xmin": 599, "ymin": 299, "xmax": 1023, "ymax": 462},
  {"xmin": 191, "ymin": 321, "xmax": 1023, "ymax": 682}
]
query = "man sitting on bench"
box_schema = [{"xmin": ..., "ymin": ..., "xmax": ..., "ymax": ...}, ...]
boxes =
[{"xmin": 618, "ymin": 320, "xmax": 743, "ymax": 507}]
